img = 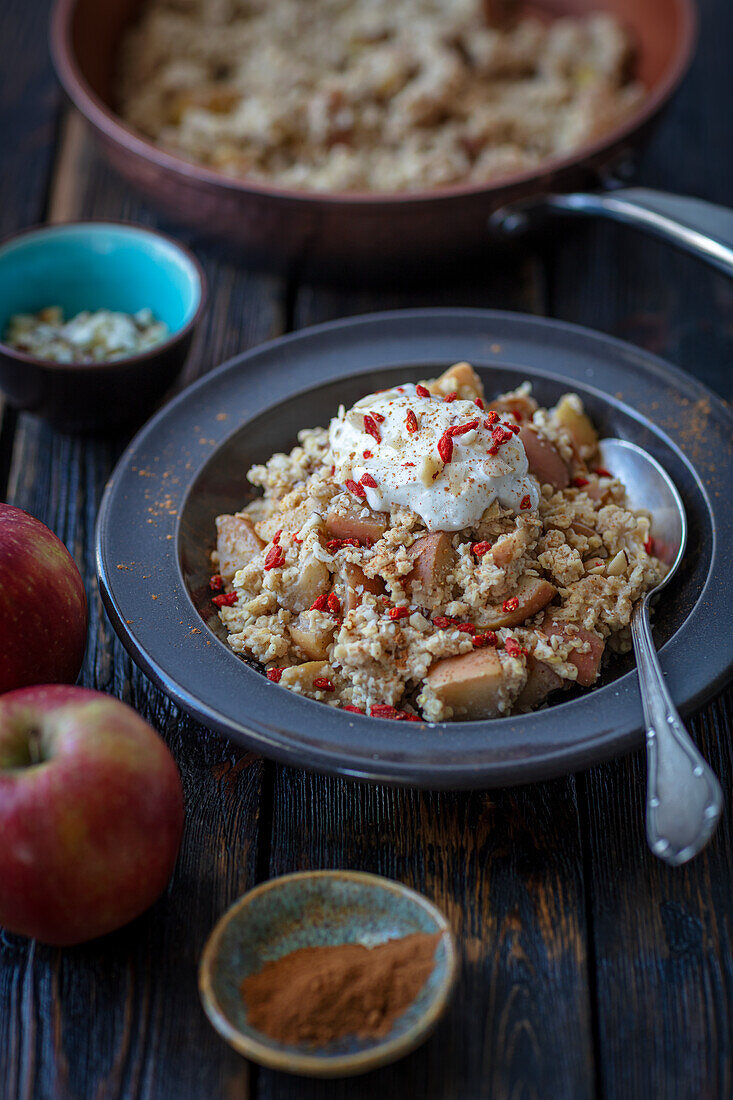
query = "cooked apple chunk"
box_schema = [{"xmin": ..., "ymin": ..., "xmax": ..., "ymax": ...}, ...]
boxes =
[
  {"xmin": 491, "ymin": 391, "xmax": 538, "ymax": 421},
  {"xmin": 483, "ymin": 576, "xmax": 557, "ymax": 629},
  {"xmin": 342, "ymin": 562, "xmax": 385, "ymax": 611},
  {"xmin": 407, "ymin": 532, "xmax": 455, "ymax": 598},
  {"xmin": 279, "ymin": 661, "xmax": 330, "ymax": 691},
  {"xmin": 514, "ymin": 656, "xmax": 564, "ymax": 711},
  {"xmin": 553, "ymin": 395, "xmax": 598, "ymax": 455},
  {"xmin": 519, "ymin": 425, "xmax": 570, "ymax": 490},
  {"xmin": 541, "ymin": 616, "xmax": 605, "ymax": 686},
  {"xmin": 325, "ymin": 504, "xmax": 388, "ymax": 545},
  {"xmin": 427, "ymin": 361, "xmax": 484, "ymax": 401},
  {"xmin": 424, "ymin": 648, "xmax": 512, "ymax": 719},
  {"xmin": 290, "ymin": 616, "xmax": 335, "ymax": 661},
  {"xmin": 215, "ymin": 514, "xmax": 265, "ymax": 583},
  {"xmin": 281, "ymin": 555, "xmax": 330, "ymax": 613}
]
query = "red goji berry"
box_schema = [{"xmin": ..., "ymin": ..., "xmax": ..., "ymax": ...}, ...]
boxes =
[
  {"xmin": 415, "ymin": 384, "xmax": 430, "ymax": 398},
  {"xmin": 209, "ymin": 574, "xmax": 224, "ymax": 592},
  {"xmin": 310, "ymin": 594, "xmax": 329, "ymax": 612},
  {"xmin": 313, "ymin": 677, "xmax": 335, "ymax": 692},
  {"xmin": 389, "ymin": 606, "xmax": 410, "ymax": 621},
  {"xmin": 360, "ymin": 472, "xmax": 378, "ymax": 489},
  {"xmin": 345, "ymin": 478, "xmax": 367, "ymax": 499},
  {"xmin": 363, "ymin": 414, "xmax": 381, "ymax": 443},
  {"xmin": 505, "ymin": 637, "xmax": 527, "ymax": 658},
  {"xmin": 327, "ymin": 592, "xmax": 341, "ymax": 615},
  {"xmin": 520, "ymin": 495, "xmax": 531, "ymax": 510},
  {"xmin": 573, "ymin": 476, "xmax": 589, "ymax": 488},
  {"xmin": 406, "ymin": 410, "xmax": 418, "ymax": 434},
  {"xmin": 448, "ymin": 419, "xmax": 479, "ymax": 437},
  {"xmin": 472, "ymin": 631, "xmax": 498, "ymax": 648},
  {"xmin": 443, "ymin": 392, "xmax": 457, "ymax": 403},
  {"xmin": 266, "ymin": 668, "xmax": 284, "ymax": 683},
  {"xmin": 471, "ymin": 541, "xmax": 492, "ymax": 556},
  {"xmin": 502, "ymin": 597, "xmax": 519, "ymax": 613},
  {"xmin": 370, "ymin": 704, "xmax": 402, "ymax": 719},
  {"xmin": 437, "ymin": 432, "xmax": 453, "ymax": 464},
  {"xmin": 212, "ymin": 592, "xmax": 238, "ymax": 608},
  {"xmin": 343, "ymin": 705, "xmax": 365, "ymax": 714},
  {"xmin": 264, "ymin": 545, "xmax": 285, "ymax": 570}
]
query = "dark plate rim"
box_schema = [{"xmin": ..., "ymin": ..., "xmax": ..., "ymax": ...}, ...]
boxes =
[{"xmin": 95, "ymin": 309, "xmax": 733, "ymax": 788}]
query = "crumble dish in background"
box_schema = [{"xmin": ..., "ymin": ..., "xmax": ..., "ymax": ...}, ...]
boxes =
[
  {"xmin": 211, "ymin": 363, "xmax": 666, "ymax": 722},
  {"xmin": 118, "ymin": 0, "xmax": 643, "ymax": 192}
]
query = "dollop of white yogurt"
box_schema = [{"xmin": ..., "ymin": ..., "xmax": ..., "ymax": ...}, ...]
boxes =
[{"xmin": 328, "ymin": 383, "xmax": 539, "ymax": 531}]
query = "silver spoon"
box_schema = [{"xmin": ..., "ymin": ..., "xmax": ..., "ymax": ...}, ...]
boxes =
[{"xmin": 597, "ymin": 439, "xmax": 723, "ymax": 866}]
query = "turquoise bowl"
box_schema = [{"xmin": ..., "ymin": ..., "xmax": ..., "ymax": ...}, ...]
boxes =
[
  {"xmin": 199, "ymin": 871, "xmax": 458, "ymax": 1077},
  {"xmin": 0, "ymin": 222, "xmax": 206, "ymax": 431}
]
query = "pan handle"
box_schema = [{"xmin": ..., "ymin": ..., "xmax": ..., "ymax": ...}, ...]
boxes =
[{"xmin": 490, "ymin": 188, "xmax": 733, "ymax": 278}]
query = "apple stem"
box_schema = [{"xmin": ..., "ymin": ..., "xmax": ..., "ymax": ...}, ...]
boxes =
[{"xmin": 27, "ymin": 729, "xmax": 43, "ymax": 765}]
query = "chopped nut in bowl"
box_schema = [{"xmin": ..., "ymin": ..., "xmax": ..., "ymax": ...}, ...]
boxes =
[
  {"xmin": 5, "ymin": 306, "xmax": 169, "ymax": 364},
  {"xmin": 0, "ymin": 222, "xmax": 206, "ymax": 432}
]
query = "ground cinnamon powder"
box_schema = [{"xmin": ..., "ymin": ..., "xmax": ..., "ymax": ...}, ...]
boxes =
[{"xmin": 241, "ymin": 932, "xmax": 441, "ymax": 1046}]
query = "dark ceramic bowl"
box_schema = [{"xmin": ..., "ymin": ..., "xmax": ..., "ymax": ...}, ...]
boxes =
[
  {"xmin": 50, "ymin": 0, "xmax": 696, "ymax": 278},
  {"xmin": 0, "ymin": 221, "xmax": 206, "ymax": 432},
  {"xmin": 95, "ymin": 310, "xmax": 733, "ymax": 788},
  {"xmin": 198, "ymin": 871, "xmax": 457, "ymax": 1077}
]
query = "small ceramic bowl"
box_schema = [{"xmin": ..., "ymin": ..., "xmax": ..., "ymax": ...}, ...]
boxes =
[
  {"xmin": 0, "ymin": 221, "xmax": 206, "ymax": 432},
  {"xmin": 198, "ymin": 870, "xmax": 458, "ymax": 1077}
]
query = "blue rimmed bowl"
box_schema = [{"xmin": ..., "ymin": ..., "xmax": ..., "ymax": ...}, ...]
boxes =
[
  {"xmin": 198, "ymin": 871, "xmax": 458, "ymax": 1077},
  {"xmin": 0, "ymin": 221, "xmax": 206, "ymax": 432}
]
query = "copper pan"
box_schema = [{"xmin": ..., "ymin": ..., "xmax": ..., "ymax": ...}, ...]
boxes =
[{"xmin": 50, "ymin": 0, "xmax": 733, "ymax": 282}]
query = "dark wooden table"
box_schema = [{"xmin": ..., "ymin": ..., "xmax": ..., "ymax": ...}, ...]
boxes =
[{"xmin": 1, "ymin": 3, "xmax": 732, "ymax": 1097}]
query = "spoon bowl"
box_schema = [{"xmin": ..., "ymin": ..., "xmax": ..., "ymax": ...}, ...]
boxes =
[
  {"xmin": 598, "ymin": 438, "xmax": 722, "ymax": 866},
  {"xmin": 597, "ymin": 438, "xmax": 686, "ymax": 585}
]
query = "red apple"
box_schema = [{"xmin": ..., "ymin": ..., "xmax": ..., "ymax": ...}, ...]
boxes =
[
  {"xmin": 0, "ymin": 685, "xmax": 184, "ymax": 945},
  {"xmin": 0, "ymin": 503, "xmax": 88, "ymax": 693}
]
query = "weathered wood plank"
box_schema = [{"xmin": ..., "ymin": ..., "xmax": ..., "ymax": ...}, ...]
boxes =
[
  {"xmin": 0, "ymin": 118, "xmax": 287, "ymax": 1099},
  {"xmin": 547, "ymin": 0, "xmax": 733, "ymax": 1093},
  {"xmin": 578, "ymin": 698, "xmax": 733, "ymax": 1100},
  {"xmin": 1, "ymin": 0, "xmax": 731, "ymax": 1094},
  {"xmin": 259, "ymin": 777, "xmax": 593, "ymax": 1100},
  {"xmin": 0, "ymin": 0, "xmax": 61, "ymax": 524},
  {"xmin": 256, "ymin": 270, "xmax": 596, "ymax": 1100},
  {"xmin": 0, "ymin": 0, "xmax": 60, "ymax": 236}
]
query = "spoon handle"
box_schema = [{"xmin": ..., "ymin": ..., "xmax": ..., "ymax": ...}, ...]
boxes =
[{"xmin": 632, "ymin": 601, "xmax": 723, "ymax": 866}]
